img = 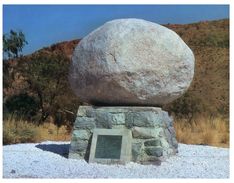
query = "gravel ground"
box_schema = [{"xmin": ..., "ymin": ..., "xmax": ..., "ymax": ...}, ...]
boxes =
[{"xmin": 3, "ymin": 141, "xmax": 229, "ymax": 178}]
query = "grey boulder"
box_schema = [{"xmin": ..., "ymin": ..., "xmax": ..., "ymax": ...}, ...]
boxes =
[{"xmin": 69, "ymin": 18, "xmax": 195, "ymax": 105}]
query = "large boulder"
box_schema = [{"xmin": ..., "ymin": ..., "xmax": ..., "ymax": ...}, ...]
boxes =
[{"xmin": 69, "ymin": 18, "xmax": 195, "ymax": 106}]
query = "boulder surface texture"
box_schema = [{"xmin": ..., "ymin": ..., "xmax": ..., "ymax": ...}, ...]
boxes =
[{"xmin": 69, "ymin": 18, "xmax": 195, "ymax": 105}]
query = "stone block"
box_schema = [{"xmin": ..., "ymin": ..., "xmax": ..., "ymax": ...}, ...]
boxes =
[
  {"xmin": 141, "ymin": 156, "xmax": 161, "ymax": 166},
  {"xmin": 161, "ymin": 111, "xmax": 173, "ymax": 127},
  {"xmin": 145, "ymin": 147, "xmax": 163, "ymax": 157},
  {"xmin": 132, "ymin": 127, "xmax": 163, "ymax": 139},
  {"xmin": 164, "ymin": 128, "xmax": 173, "ymax": 144},
  {"xmin": 160, "ymin": 138, "xmax": 170, "ymax": 148},
  {"xmin": 163, "ymin": 148, "xmax": 174, "ymax": 156},
  {"xmin": 77, "ymin": 105, "xmax": 96, "ymax": 117},
  {"xmin": 68, "ymin": 153, "xmax": 83, "ymax": 159},
  {"xmin": 132, "ymin": 141, "xmax": 143, "ymax": 161},
  {"xmin": 95, "ymin": 112, "xmax": 126, "ymax": 127},
  {"xmin": 73, "ymin": 130, "xmax": 90, "ymax": 140},
  {"xmin": 144, "ymin": 139, "xmax": 161, "ymax": 146},
  {"xmin": 74, "ymin": 117, "xmax": 96, "ymax": 130},
  {"xmin": 70, "ymin": 140, "xmax": 88, "ymax": 152},
  {"xmin": 96, "ymin": 107, "xmax": 130, "ymax": 113},
  {"xmin": 77, "ymin": 106, "xmax": 89, "ymax": 117},
  {"xmin": 95, "ymin": 112, "xmax": 113, "ymax": 128},
  {"xmin": 172, "ymin": 137, "xmax": 178, "ymax": 149},
  {"xmin": 112, "ymin": 125, "xmax": 126, "ymax": 129},
  {"xmin": 168, "ymin": 126, "xmax": 176, "ymax": 136},
  {"xmin": 111, "ymin": 113, "xmax": 125, "ymax": 125},
  {"xmin": 126, "ymin": 111, "xmax": 163, "ymax": 128}
]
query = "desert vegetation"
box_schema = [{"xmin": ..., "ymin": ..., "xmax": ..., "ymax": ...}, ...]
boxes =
[
  {"xmin": 3, "ymin": 115, "xmax": 71, "ymax": 145},
  {"xmin": 164, "ymin": 19, "xmax": 229, "ymax": 147},
  {"xmin": 174, "ymin": 116, "xmax": 229, "ymax": 148},
  {"xmin": 3, "ymin": 114, "xmax": 228, "ymax": 147},
  {"xmin": 3, "ymin": 19, "xmax": 229, "ymax": 147}
]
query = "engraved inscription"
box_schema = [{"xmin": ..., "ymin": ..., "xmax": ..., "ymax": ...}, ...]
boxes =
[{"xmin": 95, "ymin": 135, "xmax": 122, "ymax": 159}]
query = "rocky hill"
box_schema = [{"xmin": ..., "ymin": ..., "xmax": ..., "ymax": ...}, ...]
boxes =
[
  {"xmin": 40, "ymin": 39, "xmax": 80, "ymax": 59},
  {"xmin": 3, "ymin": 19, "xmax": 229, "ymax": 120}
]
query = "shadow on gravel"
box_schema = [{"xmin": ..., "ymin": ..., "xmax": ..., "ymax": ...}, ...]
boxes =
[{"xmin": 36, "ymin": 144, "xmax": 70, "ymax": 158}]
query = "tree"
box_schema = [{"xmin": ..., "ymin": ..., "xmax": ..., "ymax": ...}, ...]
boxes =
[
  {"xmin": 22, "ymin": 51, "xmax": 76, "ymax": 124},
  {"xmin": 3, "ymin": 30, "xmax": 28, "ymax": 59}
]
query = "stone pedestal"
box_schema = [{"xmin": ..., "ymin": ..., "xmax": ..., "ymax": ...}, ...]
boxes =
[{"xmin": 69, "ymin": 106, "xmax": 178, "ymax": 164}]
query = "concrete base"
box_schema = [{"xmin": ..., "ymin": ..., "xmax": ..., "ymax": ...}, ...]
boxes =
[{"xmin": 69, "ymin": 106, "xmax": 178, "ymax": 165}]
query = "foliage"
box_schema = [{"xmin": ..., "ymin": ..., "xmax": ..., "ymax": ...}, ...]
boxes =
[
  {"xmin": 3, "ymin": 61, "xmax": 11, "ymax": 88},
  {"xmin": 21, "ymin": 51, "xmax": 79, "ymax": 124},
  {"xmin": 4, "ymin": 93, "xmax": 39, "ymax": 120},
  {"xmin": 3, "ymin": 30, "xmax": 28, "ymax": 59}
]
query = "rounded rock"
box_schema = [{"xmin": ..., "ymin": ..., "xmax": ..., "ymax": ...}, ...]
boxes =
[{"xmin": 69, "ymin": 18, "xmax": 195, "ymax": 105}]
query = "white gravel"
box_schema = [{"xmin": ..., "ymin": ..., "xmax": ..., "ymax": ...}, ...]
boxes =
[{"xmin": 3, "ymin": 141, "xmax": 229, "ymax": 178}]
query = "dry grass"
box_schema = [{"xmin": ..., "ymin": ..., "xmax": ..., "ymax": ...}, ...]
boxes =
[
  {"xmin": 38, "ymin": 122, "xmax": 71, "ymax": 141},
  {"xmin": 3, "ymin": 116, "xmax": 71, "ymax": 145},
  {"xmin": 174, "ymin": 116, "xmax": 229, "ymax": 148},
  {"xmin": 3, "ymin": 116, "xmax": 40, "ymax": 144},
  {"xmin": 4, "ymin": 115, "xmax": 229, "ymax": 148}
]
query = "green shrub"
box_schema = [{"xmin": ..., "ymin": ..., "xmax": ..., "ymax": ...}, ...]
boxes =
[{"xmin": 4, "ymin": 93, "xmax": 39, "ymax": 120}]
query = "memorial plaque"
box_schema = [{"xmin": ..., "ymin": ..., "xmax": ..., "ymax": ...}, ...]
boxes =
[
  {"xmin": 89, "ymin": 129, "xmax": 132, "ymax": 164},
  {"xmin": 95, "ymin": 135, "xmax": 122, "ymax": 159}
]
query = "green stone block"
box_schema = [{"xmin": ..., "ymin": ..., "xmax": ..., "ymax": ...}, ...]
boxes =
[
  {"xmin": 74, "ymin": 117, "xmax": 96, "ymax": 130},
  {"xmin": 144, "ymin": 139, "xmax": 161, "ymax": 146},
  {"xmin": 73, "ymin": 130, "xmax": 90, "ymax": 140},
  {"xmin": 145, "ymin": 147, "xmax": 163, "ymax": 157}
]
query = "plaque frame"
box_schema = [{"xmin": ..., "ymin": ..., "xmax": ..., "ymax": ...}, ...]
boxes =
[{"xmin": 89, "ymin": 128, "xmax": 132, "ymax": 164}]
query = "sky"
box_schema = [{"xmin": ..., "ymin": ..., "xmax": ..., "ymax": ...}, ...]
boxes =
[{"xmin": 3, "ymin": 5, "xmax": 229, "ymax": 55}]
